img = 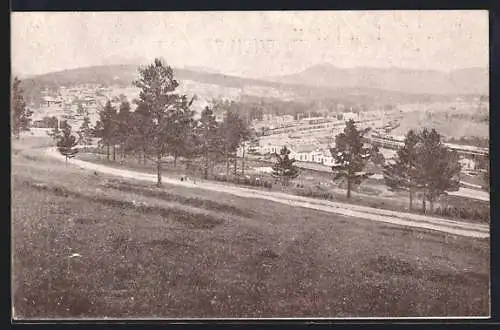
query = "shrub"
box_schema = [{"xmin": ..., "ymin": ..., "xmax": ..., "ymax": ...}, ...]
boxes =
[
  {"xmin": 294, "ymin": 185, "xmax": 333, "ymax": 200},
  {"xmin": 434, "ymin": 205, "xmax": 489, "ymax": 222},
  {"xmin": 213, "ymin": 173, "xmax": 229, "ymax": 182},
  {"xmin": 211, "ymin": 173, "xmax": 272, "ymax": 189}
]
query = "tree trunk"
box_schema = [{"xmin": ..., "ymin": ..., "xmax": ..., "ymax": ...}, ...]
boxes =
[
  {"xmin": 226, "ymin": 157, "xmax": 230, "ymax": 176},
  {"xmin": 112, "ymin": 145, "xmax": 116, "ymax": 161},
  {"xmin": 346, "ymin": 178, "xmax": 352, "ymax": 199},
  {"xmin": 422, "ymin": 193, "xmax": 426, "ymax": 214},
  {"xmin": 441, "ymin": 195, "xmax": 447, "ymax": 210},
  {"xmin": 429, "ymin": 199, "xmax": 434, "ymax": 214},
  {"xmin": 156, "ymin": 152, "xmax": 162, "ymax": 187},
  {"xmin": 242, "ymin": 148, "xmax": 246, "ymax": 176},
  {"xmin": 409, "ymin": 187, "xmax": 413, "ymax": 211},
  {"xmin": 65, "ymin": 156, "xmax": 68, "ymax": 167},
  {"xmin": 210, "ymin": 160, "xmax": 216, "ymax": 176},
  {"xmin": 233, "ymin": 155, "xmax": 237, "ymax": 176},
  {"xmin": 174, "ymin": 155, "xmax": 178, "ymax": 168},
  {"xmin": 204, "ymin": 154, "xmax": 209, "ymax": 179},
  {"xmin": 106, "ymin": 144, "xmax": 110, "ymax": 161}
]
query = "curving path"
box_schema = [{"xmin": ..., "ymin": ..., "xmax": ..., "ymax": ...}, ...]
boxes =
[{"xmin": 45, "ymin": 147, "xmax": 489, "ymax": 239}]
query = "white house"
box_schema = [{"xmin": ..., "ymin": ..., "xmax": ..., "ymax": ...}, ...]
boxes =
[
  {"xmin": 459, "ymin": 157, "xmax": 476, "ymax": 171},
  {"xmin": 289, "ymin": 144, "xmax": 332, "ymax": 164},
  {"xmin": 42, "ymin": 96, "xmax": 63, "ymax": 108},
  {"xmin": 342, "ymin": 112, "xmax": 359, "ymax": 121},
  {"xmin": 255, "ymin": 138, "xmax": 339, "ymax": 166}
]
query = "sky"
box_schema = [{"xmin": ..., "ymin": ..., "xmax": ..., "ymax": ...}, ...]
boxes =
[{"xmin": 11, "ymin": 11, "xmax": 489, "ymax": 78}]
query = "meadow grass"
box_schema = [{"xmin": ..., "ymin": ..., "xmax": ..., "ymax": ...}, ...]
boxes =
[{"xmin": 11, "ymin": 142, "xmax": 490, "ymax": 318}]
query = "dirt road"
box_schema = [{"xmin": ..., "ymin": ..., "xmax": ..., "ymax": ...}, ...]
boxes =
[{"xmin": 45, "ymin": 147, "xmax": 489, "ymax": 239}]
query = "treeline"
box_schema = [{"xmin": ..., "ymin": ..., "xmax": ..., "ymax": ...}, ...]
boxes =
[
  {"xmin": 270, "ymin": 119, "xmax": 487, "ymax": 216},
  {"xmin": 329, "ymin": 120, "xmax": 484, "ymax": 214},
  {"xmin": 48, "ymin": 59, "xmax": 254, "ymax": 187},
  {"xmin": 11, "ymin": 77, "xmax": 34, "ymax": 139},
  {"xmin": 382, "ymin": 128, "xmax": 463, "ymax": 213},
  {"xmin": 227, "ymin": 95, "xmax": 382, "ymax": 122},
  {"xmin": 446, "ymin": 136, "xmax": 489, "ymax": 149}
]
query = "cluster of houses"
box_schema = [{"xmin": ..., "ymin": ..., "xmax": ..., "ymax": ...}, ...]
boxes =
[
  {"xmin": 250, "ymin": 111, "xmax": 395, "ymax": 167},
  {"xmin": 31, "ymin": 80, "xmax": 244, "ymax": 129},
  {"xmin": 252, "ymin": 135, "xmax": 340, "ymax": 166},
  {"xmin": 249, "ymin": 104, "xmax": 484, "ymax": 173},
  {"xmin": 31, "ymin": 85, "xmax": 140, "ymax": 129},
  {"xmin": 254, "ymin": 108, "xmax": 403, "ymax": 138},
  {"xmin": 251, "ymin": 134, "xmax": 483, "ymax": 172}
]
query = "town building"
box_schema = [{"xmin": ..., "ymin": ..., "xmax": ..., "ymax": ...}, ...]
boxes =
[
  {"xmin": 459, "ymin": 158, "xmax": 476, "ymax": 171},
  {"xmin": 42, "ymin": 96, "xmax": 63, "ymax": 108}
]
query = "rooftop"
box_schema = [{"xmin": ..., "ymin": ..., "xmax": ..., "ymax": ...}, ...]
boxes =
[
  {"xmin": 291, "ymin": 144, "xmax": 319, "ymax": 153},
  {"xmin": 43, "ymin": 96, "xmax": 60, "ymax": 102}
]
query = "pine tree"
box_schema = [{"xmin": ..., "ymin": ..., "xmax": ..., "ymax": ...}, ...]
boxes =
[
  {"xmin": 57, "ymin": 121, "xmax": 79, "ymax": 167},
  {"xmin": 383, "ymin": 130, "xmax": 420, "ymax": 210},
  {"xmin": 196, "ymin": 106, "xmax": 222, "ymax": 179},
  {"xmin": 417, "ymin": 129, "xmax": 461, "ymax": 212},
  {"xmin": 128, "ymin": 102, "xmax": 151, "ymax": 165},
  {"xmin": 241, "ymin": 129, "xmax": 258, "ymax": 176},
  {"xmin": 47, "ymin": 123, "xmax": 61, "ymax": 142},
  {"xmin": 180, "ymin": 118, "xmax": 201, "ymax": 174},
  {"xmin": 77, "ymin": 116, "xmax": 93, "ymax": 147},
  {"xmin": 219, "ymin": 108, "xmax": 251, "ymax": 176},
  {"xmin": 11, "ymin": 77, "xmax": 33, "ymax": 139},
  {"xmin": 94, "ymin": 100, "xmax": 118, "ymax": 161},
  {"xmin": 49, "ymin": 116, "xmax": 59, "ymax": 129},
  {"xmin": 220, "ymin": 109, "xmax": 239, "ymax": 176},
  {"xmin": 414, "ymin": 128, "xmax": 462, "ymax": 213},
  {"xmin": 117, "ymin": 100, "xmax": 132, "ymax": 160},
  {"xmin": 370, "ymin": 145, "xmax": 385, "ymax": 166},
  {"xmin": 330, "ymin": 119, "xmax": 374, "ymax": 199},
  {"xmin": 272, "ymin": 146, "xmax": 299, "ymax": 186},
  {"xmin": 133, "ymin": 58, "xmax": 194, "ymax": 187},
  {"xmin": 165, "ymin": 95, "xmax": 197, "ymax": 168}
]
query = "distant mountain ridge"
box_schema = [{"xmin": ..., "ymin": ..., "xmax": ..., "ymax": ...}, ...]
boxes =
[
  {"xmin": 265, "ymin": 63, "xmax": 488, "ymax": 95},
  {"xmin": 21, "ymin": 64, "xmax": 281, "ymax": 90},
  {"xmin": 183, "ymin": 65, "xmax": 222, "ymax": 74},
  {"xmin": 18, "ymin": 63, "xmax": 484, "ymax": 108}
]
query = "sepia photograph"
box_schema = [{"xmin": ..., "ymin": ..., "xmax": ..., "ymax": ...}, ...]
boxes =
[{"xmin": 11, "ymin": 10, "xmax": 490, "ymax": 319}]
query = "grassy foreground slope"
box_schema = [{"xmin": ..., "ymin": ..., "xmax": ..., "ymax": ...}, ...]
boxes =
[{"xmin": 12, "ymin": 137, "xmax": 489, "ymax": 318}]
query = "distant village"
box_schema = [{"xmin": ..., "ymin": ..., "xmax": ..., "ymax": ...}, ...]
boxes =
[
  {"xmin": 30, "ymin": 84, "xmax": 488, "ymax": 174},
  {"xmin": 31, "ymin": 84, "xmax": 140, "ymax": 129}
]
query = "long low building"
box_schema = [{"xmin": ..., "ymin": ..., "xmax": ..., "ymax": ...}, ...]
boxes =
[
  {"xmin": 255, "ymin": 139, "xmax": 337, "ymax": 166},
  {"xmin": 370, "ymin": 133, "xmax": 489, "ymax": 157}
]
